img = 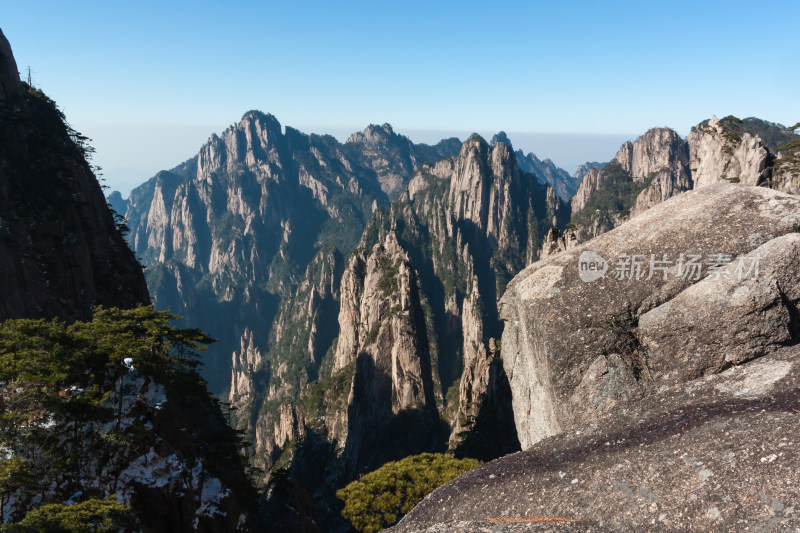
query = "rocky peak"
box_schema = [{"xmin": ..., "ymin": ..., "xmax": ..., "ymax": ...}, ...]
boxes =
[
  {"xmin": 613, "ymin": 140, "xmax": 634, "ymax": 172},
  {"xmin": 346, "ymin": 122, "xmax": 398, "ymax": 145},
  {"xmin": 0, "ymin": 28, "xmax": 21, "ymax": 101},
  {"xmin": 516, "ymin": 149, "xmax": 581, "ymax": 202},
  {"xmin": 570, "ymin": 166, "xmax": 605, "ymax": 214},
  {"xmin": 572, "ymin": 161, "xmax": 607, "ymax": 182},
  {"xmin": 688, "ymin": 115, "xmax": 770, "ymax": 187},
  {"xmin": 489, "ymin": 131, "xmax": 512, "ymax": 148},
  {"xmin": 613, "ymin": 127, "xmax": 688, "ymax": 182},
  {"xmin": 539, "ymin": 226, "xmax": 577, "ymax": 258}
]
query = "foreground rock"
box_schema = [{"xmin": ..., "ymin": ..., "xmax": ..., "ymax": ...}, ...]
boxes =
[
  {"xmin": 500, "ymin": 184, "xmax": 800, "ymax": 449},
  {"xmin": 392, "ymin": 345, "xmax": 800, "ymax": 532}
]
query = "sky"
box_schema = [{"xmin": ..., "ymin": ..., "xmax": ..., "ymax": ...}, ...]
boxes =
[{"xmin": 3, "ymin": 0, "xmax": 799, "ymax": 196}]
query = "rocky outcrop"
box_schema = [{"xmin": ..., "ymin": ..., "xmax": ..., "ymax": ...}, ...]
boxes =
[
  {"xmin": 500, "ymin": 184, "xmax": 800, "ymax": 449},
  {"xmin": 346, "ymin": 123, "xmax": 460, "ymax": 200},
  {"xmin": 391, "ymin": 344, "xmax": 800, "ymax": 532},
  {"xmin": 614, "ymin": 128, "xmax": 688, "ymax": 182},
  {"xmin": 539, "ymin": 227, "xmax": 578, "ymax": 259},
  {"xmin": 572, "ymin": 128, "xmax": 691, "ymax": 231},
  {"xmin": 638, "ymin": 233, "xmax": 800, "ymax": 380},
  {"xmin": 0, "ymin": 28, "xmax": 21, "ymax": 101},
  {"xmin": 332, "ymin": 233, "xmax": 436, "ymax": 410},
  {"xmin": 568, "ymin": 117, "xmax": 798, "ymax": 243},
  {"xmin": 570, "ymin": 167, "xmax": 605, "ymax": 214},
  {"xmin": 0, "ymin": 28, "xmax": 150, "ymax": 322},
  {"xmin": 339, "ymin": 233, "xmax": 441, "ymax": 468},
  {"xmin": 688, "ymin": 115, "xmax": 770, "ymax": 187},
  {"xmin": 230, "ymin": 328, "xmax": 264, "ymax": 407}
]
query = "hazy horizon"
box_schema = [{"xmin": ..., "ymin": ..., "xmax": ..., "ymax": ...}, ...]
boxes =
[{"xmin": 87, "ymin": 118, "xmax": 637, "ymax": 197}]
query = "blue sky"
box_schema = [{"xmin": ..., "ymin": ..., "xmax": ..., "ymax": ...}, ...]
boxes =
[{"xmin": 3, "ymin": 1, "xmax": 798, "ymax": 195}]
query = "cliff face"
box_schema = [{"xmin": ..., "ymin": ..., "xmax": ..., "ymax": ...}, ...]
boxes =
[
  {"xmin": 241, "ymin": 134, "xmax": 564, "ymax": 528},
  {"xmin": 0, "ymin": 28, "xmax": 150, "ymax": 322},
  {"xmin": 572, "ymin": 126, "xmax": 691, "ymax": 226},
  {"xmin": 570, "ymin": 167, "xmax": 606, "ymax": 214}
]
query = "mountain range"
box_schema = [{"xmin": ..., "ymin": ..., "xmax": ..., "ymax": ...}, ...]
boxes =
[
  {"xmin": 111, "ymin": 102, "xmax": 799, "ymax": 529},
  {"xmin": 2, "ymin": 19, "xmax": 800, "ymax": 532}
]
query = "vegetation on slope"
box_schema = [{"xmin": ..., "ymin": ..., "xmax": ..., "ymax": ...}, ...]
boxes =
[
  {"xmin": 0, "ymin": 306, "xmax": 254, "ymax": 528},
  {"xmin": 569, "ymin": 161, "xmax": 655, "ymax": 240},
  {"xmin": 336, "ymin": 453, "xmax": 480, "ymax": 532},
  {"xmin": 773, "ymin": 121, "xmax": 800, "ymax": 175}
]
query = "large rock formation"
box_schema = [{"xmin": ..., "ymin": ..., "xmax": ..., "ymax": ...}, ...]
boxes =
[
  {"xmin": 570, "ymin": 167, "xmax": 606, "ymax": 214},
  {"xmin": 392, "ymin": 184, "xmax": 800, "ymax": 532},
  {"xmin": 688, "ymin": 115, "xmax": 770, "ymax": 187},
  {"xmin": 0, "ymin": 28, "xmax": 150, "ymax": 322},
  {"xmin": 500, "ymin": 184, "xmax": 799, "ymax": 449},
  {"xmin": 346, "ymin": 123, "xmax": 461, "ymax": 199},
  {"xmin": 570, "ymin": 127, "xmax": 691, "ymax": 239}
]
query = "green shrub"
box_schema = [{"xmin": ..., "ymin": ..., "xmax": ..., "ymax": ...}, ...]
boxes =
[
  {"xmin": 336, "ymin": 453, "xmax": 480, "ymax": 532},
  {"xmin": 4, "ymin": 497, "xmax": 132, "ymax": 532}
]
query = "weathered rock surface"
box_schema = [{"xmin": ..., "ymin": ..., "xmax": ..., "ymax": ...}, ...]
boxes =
[
  {"xmin": 500, "ymin": 184, "xmax": 800, "ymax": 449},
  {"xmin": 392, "ymin": 344, "xmax": 800, "ymax": 532},
  {"xmin": 0, "ymin": 27, "xmax": 150, "ymax": 322},
  {"xmin": 333, "ymin": 232, "xmax": 436, "ymax": 417},
  {"xmin": 639, "ymin": 233, "xmax": 800, "ymax": 380}
]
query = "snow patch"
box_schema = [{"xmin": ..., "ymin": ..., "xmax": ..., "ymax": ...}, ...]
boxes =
[{"xmin": 192, "ymin": 476, "xmax": 230, "ymax": 528}]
